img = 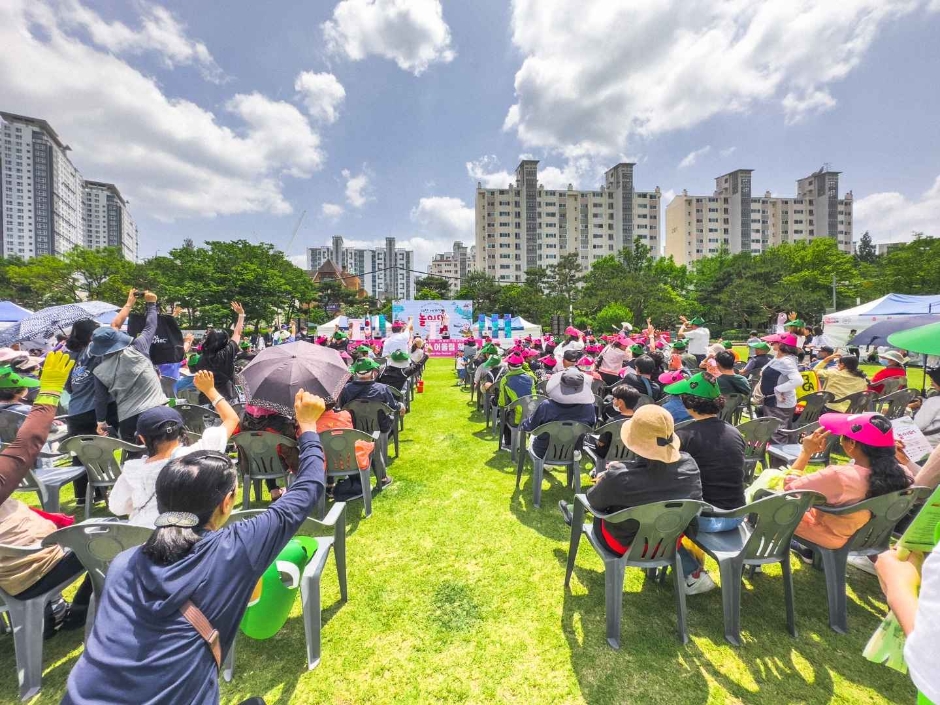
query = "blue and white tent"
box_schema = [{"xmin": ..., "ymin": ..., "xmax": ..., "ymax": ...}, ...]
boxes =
[{"xmin": 822, "ymin": 293, "xmax": 940, "ymax": 347}]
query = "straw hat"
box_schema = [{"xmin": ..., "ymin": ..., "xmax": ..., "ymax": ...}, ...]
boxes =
[{"xmin": 620, "ymin": 405, "xmax": 680, "ymax": 463}]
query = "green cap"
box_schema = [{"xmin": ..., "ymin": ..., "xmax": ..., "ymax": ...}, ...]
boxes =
[
  {"xmin": 480, "ymin": 343, "xmax": 499, "ymax": 355},
  {"xmin": 671, "ymin": 339, "xmax": 687, "ymax": 350},
  {"xmin": 722, "ymin": 341, "xmax": 733, "ymax": 349},
  {"xmin": 664, "ymin": 372, "xmax": 721, "ymax": 399},
  {"xmin": 481, "ymin": 356, "xmax": 502, "ymax": 369},
  {"xmin": 240, "ymin": 341, "xmax": 250, "ymax": 349},
  {"xmin": 0, "ymin": 366, "xmax": 40, "ymax": 389},
  {"xmin": 351, "ymin": 358, "xmax": 380, "ymax": 375},
  {"xmin": 786, "ymin": 319, "xmax": 804, "ymax": 328},
  {"xmin": 187, "ymin": 353, "xmax": 201, "ymax": 367},
  {"xmin": 390, "ymin": 349, "xmax": 410, "ymax": 362},
  {"xmin": 355, "ymin": 345, "xmax": 372, "ymax": 354},
  {"xmin": 630, "ymin": 344, "xmax": 644, "ymax": 356},
  {"xmin": 332, "ymin": 330, "xmax": 348, "ymax": 340},
  {"xmin": 690, "ymin": 316, "xmax": 706, "ymax": 326},
  {"xmin": 748, "ymin": 341, "xmax": 771, "ymax": 351}
]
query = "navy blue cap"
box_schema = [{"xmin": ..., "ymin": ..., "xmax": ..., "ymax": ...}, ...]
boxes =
[
  {"xmin": 88, "ymin": 326, "xmax": 133, "ymax": 356},
  {"xmin": 136, "ymin": 406, "xmax": 184, "ymax": 438}
]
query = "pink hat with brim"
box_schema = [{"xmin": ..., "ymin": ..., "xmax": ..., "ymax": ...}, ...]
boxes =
[
  {"xmin": 658, "ymin": 370, "xmax": 689, "ymax": 385},
  {"xmin": 506, "ymin": 352, "xmax": 525, "ymax": 366},
  {"xmin": 615, "ymin": 335, "xmax": 634, "ymax": 346},
  {"xmin": 819, "ymin": 412, "xmax": 895, "ymax": 447},
  {"xmin": 576, "ymin": 356, "xmax": 594, "ymax": 368},
  {"xmin": 522, "ymin": 348, "xmax": 539, "ymax": 358},
  {"xmin": 564, "ymin": 326, "xmax": 581, "ymax": 337},
  {"xmin": 538, "ymin": 355, "xmax": 557, "ymax": 367},
  {"xmin": 762, "ymin": 333, "xmax": 798, "ymax": 346}
]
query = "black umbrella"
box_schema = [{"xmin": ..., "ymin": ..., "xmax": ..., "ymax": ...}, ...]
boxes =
[
  {"xmin": 846, "ymin": 315, "xmax": 940, "ymax": 348},
  {"xmin": 238, "ymin": 341, "xmax": 350, "ymax": 417}
]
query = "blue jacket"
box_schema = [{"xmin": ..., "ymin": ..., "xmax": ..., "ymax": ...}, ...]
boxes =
[
  {"xmin": 521, "ymin": 399, "xmax": 596, "ymax": 458},
  {"xmin": 63, "ymin": 432, "xmax": 326, "ymax": 705},
  {"xmin": 339, "ymin": 379, "xmax": 401, "ymax": 432}
]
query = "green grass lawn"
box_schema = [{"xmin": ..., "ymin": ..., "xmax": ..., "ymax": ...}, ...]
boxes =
[{"xmin": 0, "ymin": 358, "xmax": 918, "ymax": 704}]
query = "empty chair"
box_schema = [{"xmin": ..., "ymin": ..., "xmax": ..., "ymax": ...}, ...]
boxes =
[
  {"xmin": 344, "ymin": 399, "xmax": 396, "ymax": 464},
  {"xmin": 231, "ymin": 431, "xmax": 297, "ymax": 509},
  {"xmin": 222, "ymin": 503, "xmax": 348, "ymax": 678},
  {"xmin": 736, "ymin": 417, "xmax": 782, "ymax": 483},
  {"xmin": 564, "ymin": 496, "xmax": 706, "ymax": 647},
  {"xmin": 0, "ymin": 542, "xmax": 86, "ymax": 701},
  {"xmin": 0, "ymin": 409, "xmax": 28, "ymax": 444},
  {"xmin": 796, "ymin": 391, "xmax": 835, "ymax": 425},
  {"xmin": 14, "ymin": 465, "xmax": 86, "ymax": 514},
  {"xmin": 173, "ymin": 403, "xmax": 221, "ymax": 435},
  {"xmin": 874, "ymin": 388, "xmax": 919, "ymax": 420},
  {"xmin": 688, "ymin": 490, "xmax": 824, "ymax": 645},
  {"xmin": 41, "ymin": 521, "xmax": 153, "ymax": 639},
  {"xmin": 877, "ymin": 376, "xmax": 905, "ymax": 397},
  {"xmin": 767, "ymin": 421, "xmax": 841, "ymax": 468},
  {"xmin": 583, "ymin": 418, "xmax": 634, "ymax": 476},
  {"xmin": 498, "ymin": 394, "xmax": 547, "ymax": 461},
  {"xmin": 793, "ymin": 487, "xmax": 923, "ymax": 633},
  {"xmin": 59, "ymin": 436, "xmax": 146, "ymax": 520},
  {"xmin": 515, "ymin": 420, "xmax": 593, "ymax": 508},
  {"xmin": 317, "ymin": 428, "xmax": 379, "ymax": 518}
]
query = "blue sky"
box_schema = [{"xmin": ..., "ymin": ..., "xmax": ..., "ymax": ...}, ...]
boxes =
[{"xmin": 2, "ymin": 0, "xmax": 939, "ymax": 269}]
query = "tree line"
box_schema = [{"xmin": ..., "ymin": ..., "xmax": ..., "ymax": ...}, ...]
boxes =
[{"xmin": 0, "ymin": 232, "xmax": 933, "ymax": 337}]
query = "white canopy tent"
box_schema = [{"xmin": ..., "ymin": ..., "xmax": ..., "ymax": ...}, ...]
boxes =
[
  {"xmin": 822, "ymin": 293, "xmax": 940, "ymax": 347},
  {"xmin": 315, "ymin": 315, "xmax": 348, "ymax": 338}
]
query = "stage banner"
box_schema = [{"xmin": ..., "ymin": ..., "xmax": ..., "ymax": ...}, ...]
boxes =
[
  {"xmin": 391, "ymin": 300, "xmax": 473, "ymax": 339},
  {"xmin": 478, "ymin": 314, "xmax": 485, "ymax": 337},
  {"xmin": 503, "ymin": 314, "xmax": 512, "ymax": 339}
]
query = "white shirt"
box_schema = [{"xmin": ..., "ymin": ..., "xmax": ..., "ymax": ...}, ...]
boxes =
[
  {"xmin": 108, "ymin": 426, "xmax": 229, "ymax": 528},
  {"xmin": 915, "ymin": 396, "xmax": 940, "ymax": 450},
  {"xmin": 382, "ymin": 331, "xmax": 411, "ymax": 357},
  {"xmin": 682, "ymin": 327, "xmax": 710, "ymax": 356},
  {"xmin": 554, "ymin": 340, "xmax": 584, "ymax": 361},
  {"xmin": 905, "ymin": 544, "xmax": 940, "ymax": 704}
]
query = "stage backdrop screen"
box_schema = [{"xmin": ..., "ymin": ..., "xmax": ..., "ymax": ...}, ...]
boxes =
[{"xmin": 392, "ymin": 300, "xmax": 473, "ymax": 338}]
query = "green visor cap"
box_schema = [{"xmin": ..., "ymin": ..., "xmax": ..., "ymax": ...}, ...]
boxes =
[
  {"xmin": 690, "ymin": 316, "xmax": 706, "ymax": 325},
  {"xmin": 664, "ymin": 372, "xmax": 721, "ymax": 399},
  {"xmin": 748, "ymin": 341, "xmax": 771, "ymax": 351},
  {"xmin": 0, "ymin": 366, "xmax": 40, "ymax": 389},
  {"xmin": 351, "ymin": 358, "xmax": 380, "ymax": 374}
]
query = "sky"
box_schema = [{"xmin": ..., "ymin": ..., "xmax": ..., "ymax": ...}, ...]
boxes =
[{"xmin": 2, "ymin": 0, "xmax": 939, "ymax": 271}]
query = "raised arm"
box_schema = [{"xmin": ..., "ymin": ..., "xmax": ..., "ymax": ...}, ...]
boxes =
[
  {"xmin": 193, "ymin": 371, "xmax": 240, "ymax": 438},
  {"xmin": 230, "ymin": 302, "xmax": 245, "ymax": 345},
  {"xmin": 131, "ymin": 291, "xmax": 159, "ymax": 357},
  {"xmin": 0, "ymin": 352, "xmax": 73, "ymax": 504},
  {"xmin": 111, "ymin": 288, "xmax": 138, "ymax": 330}
]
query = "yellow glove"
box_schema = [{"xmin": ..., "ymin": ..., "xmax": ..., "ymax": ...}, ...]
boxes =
[{"xmin": 35, "ymin": 350, "xmax": 75, "ymax": 405}]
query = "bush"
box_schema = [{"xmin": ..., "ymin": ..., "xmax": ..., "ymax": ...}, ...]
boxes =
[{"xmin": 594, "ymin": 303, "xmax": 633, "ymax": 336}]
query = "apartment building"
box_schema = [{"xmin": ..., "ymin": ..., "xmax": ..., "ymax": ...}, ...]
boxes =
[
  {"xmin": 428, "ymin": 240, "xmax": 470, "ymax": 293},
  {"xmin": 664, "ymin": 167, "xmax": 853, "ymax": 266},
  {"xmin": 307, "ymin": 235, "xmax": 414, "ymax": 299},
  {"xmin": 474, "ymin": 160, "xmax": 661, "ymax": 282},
  {"xmin": 1, "ymin": 112, "xmax": 138, "ymax": 260}
]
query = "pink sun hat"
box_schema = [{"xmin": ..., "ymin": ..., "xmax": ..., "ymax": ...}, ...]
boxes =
[
  {"xmin": 538, "ymin": 355, "xmax": 557, "ymax": 367},
  {"xmin": 819, "ymin": 412, "xmax": 895, "ymax": 447},
  {"xmin": 659, "ymin": 369, "xmax": 689, "ymax": 385},
  {"xmin": 505, "ymin": 352, "xmax": 525, "ymax": 366},
  {"xmin": 762, "ymin": 333, "xmax": 798, "ymax": 346},
  {"xmin": 576, "ymin": 355, "xmax": 595, "ymax": 368},
  {"xmin": 564, "ymin": 326, "xmax": 581, "ymax": 337}
]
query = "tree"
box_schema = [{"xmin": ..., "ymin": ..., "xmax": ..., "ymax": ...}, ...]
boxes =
[
  {"xmin": 855, "ymin": 231, "xmax": 877, "ymax": 265},
  {"xmin": 64, "ymin": 247, "xmax": 136, "ymax": 302},
  {"xmin": 414, "ymin": 275, "xmax": 452, "ymax": 300},
  {"xmin": 545, "ymin": 253, "xmax": 582, "ymax": 315},
  {"xmin": 594, "ymin": 303, "xmax": 633, "ymax": 335},
  {"xmin": 455, "ymin": 271, "xmax": 501, "ymax": 315}
]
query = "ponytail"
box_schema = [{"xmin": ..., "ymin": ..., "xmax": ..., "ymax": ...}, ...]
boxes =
[
  {"xmin": 840, "ymin": 355, "xmax": 868, "ymax": 380},
  {"xmin": 142, "ymin": 452, "xmax": 237, "ymax": 565},
  {"xmin": 861, "ymin": 443, "xmax": 913, "ymax": 499}
]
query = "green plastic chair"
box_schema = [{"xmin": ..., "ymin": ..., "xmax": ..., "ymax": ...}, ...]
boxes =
[
  {"xmin": 173, "ymin": 403, "xmax": 221, "ymax": 435},
  {"xmin": 388, "ymin": 386, "xmax": 407, "ymax": 432},
  {"xmin": 877, "ymin": 376, "xmax": 905, "ymax": 397},
  {"xmin": 564, "ymin": 495, "xmax": 707, "ymax": 648},
  {"xmin": 718, "ymin": 393, "xmax": 746, "ymax": 425},
  {"xmin": 767, "ymin": 421, "xmax": 842, "ymax": 468},
  {"xmin": 317, "ymin": 428, "xmax": 379, "ymax": 518},
  {"xmin": 41, "ymin": 521, "xmax": 153, "ymax": 640},
  {"xmin": 689, "ymin": 490, "xmax": 824, "ymax": 645},
  {"xmin": 583, "ymin": 418, "xmax": 634, "ymax": 476},
  {"xmin": 222, "ymin": 503, "xmax": 348, "ymax": 677},
  {"xmin": 830, "ymin": 390, "xmax": 876, "ymax": 415},
  {"xmin": 795, "ymin": 391, "xmax": 835, "ymax": 424},
  {"xmin": 13, "ymin": 464, "xmax": 86, "ymax": 515},
  {"xmin": 59, "ymin": 436, "xmax": 147, "ymax": 519},
  {"xmin": 794, "ymin": 487, "xmax": 924, "ymax": 633},
  {"xmin": 874, "ymin": 388, "xmax": 919, "ymax": 420},
  {"xmin": 231, "ymin": 431, "xmax": 297, "ymax": 509},
  {"xmin": 516, "ymin": 420, "xmax": 593, "ymax": 508},
  {"xmin": 736, "ymin": 417, "xmax": 782, "ymax": 483},
  {"xmin": 344, "ymin": 399, "xmax": 396, "ymax": 464},
  {"xmin": 0, "ymin": 542, "xmax": 85, "ymax": 700},
  {"xmin": 498, "ymin": 394, "xmax": 548, "ymax": 460}
]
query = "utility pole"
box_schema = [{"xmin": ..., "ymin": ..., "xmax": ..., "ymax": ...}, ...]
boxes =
[{"xmin": 832, "ymin": 273, "xmax": 837, "ymax": 311}]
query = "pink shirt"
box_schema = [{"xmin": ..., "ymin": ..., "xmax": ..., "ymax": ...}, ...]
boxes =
[{"xmin": 784, "ymin": 464, "xmax": 872, "ymax": 549}]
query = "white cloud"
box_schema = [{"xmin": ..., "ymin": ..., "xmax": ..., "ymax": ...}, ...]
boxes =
[
  {"xmin": 466, "ymin": 156, "xmax": 514, "ymax": 188},
  {"xmin": 467, "ymin": 154, "xmax": 607, "ymax": 191},
  {"xmin": 321, "ymin": 203, "xmax": 345, "ymax": 221},
  {"xmin": 678, "ymin": 146, "xmax": 711, "ymax": 169},
  {"xmin": 720, "ymin": 146, "xmax": 737, "ymax": 158},
  {"xmin": 854, "ymin": 175, "xmax": 940, "ymax": 243},
  {"xmin": 0, "ymin": 0, "xmax": 329, "ymax": 219},
  {"xmin": 341, "ymin": 167, "xmax": 373, "ymax": 208},
  {"xmin": 289, "ymin": 254, "xmax": 308, "ymax": 268},
  {"xmin": 294, "ymin": 71, "xmax": 346, "ymax": 124},
  {"xmin": 782, "ymin": 89, "xmax": 837, "ymax": 124},
  {"xmin": 407, "ymin": 196, "xmax": 474, "ymax": 269},
  {"xmin": 56, "ymin": 0, "xmax": 226, "ymax": 83},
  {"xmin": 322, "ymin": 0, "xmax": 455, "ymax": 76},
  {"xmin": 661, "ymin": 189, "xmax": 676, "ymax": 208},
  {"xmin": 504, "ymin": 0, "xmax": 933, "ymax": 157}
]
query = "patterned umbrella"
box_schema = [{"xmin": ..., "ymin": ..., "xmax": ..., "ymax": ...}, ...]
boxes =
[
  {"xmin": 0, "ymin": 301, "xmax": 119, "ymax": 346},
  {"xmin": 239, "ymin": 341, "xmax": 350, "ymax": 417},
  {"xmin": 847, "ymin": 314, "xmax": 940, "ymax": 348}
]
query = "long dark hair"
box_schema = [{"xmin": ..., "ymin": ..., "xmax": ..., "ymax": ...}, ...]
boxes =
[
  {"xmin": 65, "ymin": 319, "xmax": 99, "ymax": 352},
  {"xmin": 202, "ymin": 329, "xmax": 230, "ymax": 355},
  {"xmin": 778, "ymin": 343, "xmax": 800, "ymax": 356},
  {"xmin": 859, "ymin": 442, "xmax": 913, "ymax": 499},
  {"xmin": 839, "ymin": 355, "xmax": 867, "ymax": 380},
  {"xmin": 142, "ymin": 452, "xmax": 237, "ymax": 565}
]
